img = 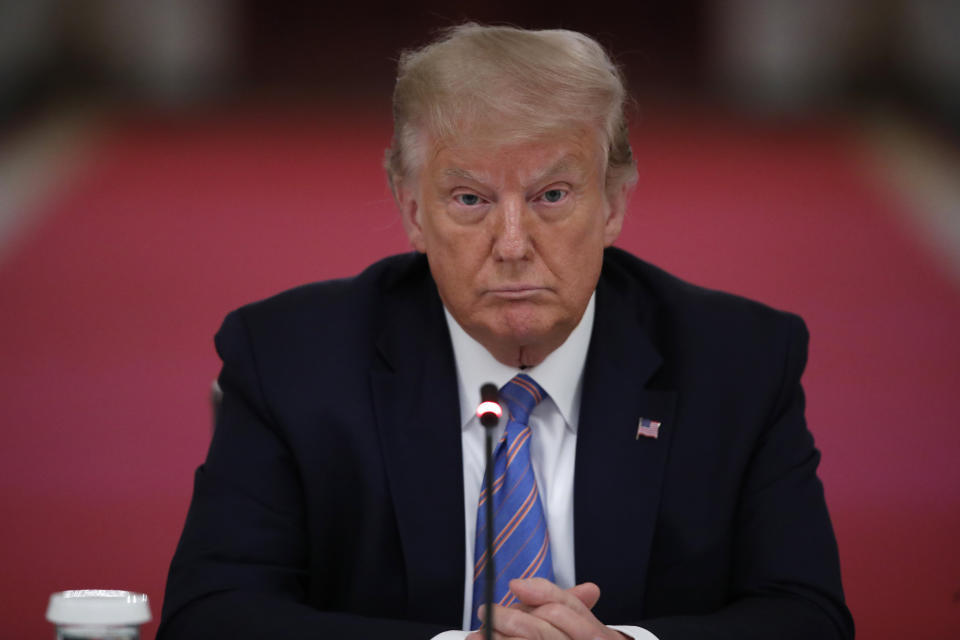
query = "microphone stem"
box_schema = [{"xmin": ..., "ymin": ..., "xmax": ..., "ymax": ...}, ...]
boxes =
[{"xmin": 484, "ymin": 426, "xmax": 495, "ymax": 640}]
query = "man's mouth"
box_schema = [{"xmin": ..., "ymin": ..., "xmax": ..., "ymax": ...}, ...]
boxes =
[{"xmin": 487, "ymin": 286, "xmax": 545, "ymax": 300}]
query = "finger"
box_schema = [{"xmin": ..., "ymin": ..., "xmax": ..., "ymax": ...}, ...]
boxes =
[
  {"xmin": 478, "ymin": 603, "xmax": 531, "ymax": 632},
  {"xmin": 479, "ymin": 599, "xmax": 534, "ymax": 617},
  {"xmin": 526, "ymin": 600, "xmax": 608, "ymax": 640},
  {"xmin": 479, "ymin": 602, "xmax": 533, "ymax": 619},
  {"xmin": 499, "ymin": 597, "xmax": 535, "ymax": 614},
  {"xmin": 483, "ymin": 601, "xmax": 567, "ymax": 639},
  {"xmin": 566, "ymin": 582, "xmax": 601, "ymax": 610},
  {"xmin": 508, "ymin": 578, "xmax": 593, "ymax": 616}
]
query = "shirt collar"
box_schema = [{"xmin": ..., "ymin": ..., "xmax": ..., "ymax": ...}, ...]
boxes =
[{"xmin": 444, "ymin": 292, "xmax": 595, "ymax": 434}]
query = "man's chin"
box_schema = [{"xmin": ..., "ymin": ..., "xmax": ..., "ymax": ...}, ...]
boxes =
[
  {"xmin": 492, "ymin": 310, "xmax": 553, "ymax": 343},
  {"xmin": 487, "ymin": 315, "xmax": 569, "ymax": 362}
]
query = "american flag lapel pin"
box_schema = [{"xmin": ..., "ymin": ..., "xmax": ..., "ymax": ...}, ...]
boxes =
[{"xmin": 636, "ymin": 417, "xmax": 661, "ymax": 440}]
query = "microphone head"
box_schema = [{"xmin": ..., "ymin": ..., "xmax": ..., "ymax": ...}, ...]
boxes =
[{"xmin": 477, "ymin": 383, "xmax": 502, "ymax": 428}]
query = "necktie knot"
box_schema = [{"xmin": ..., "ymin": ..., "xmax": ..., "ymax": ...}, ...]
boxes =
[{"xmin": 500, "ymin": 373, "xmax": 546, "ymax": 426}]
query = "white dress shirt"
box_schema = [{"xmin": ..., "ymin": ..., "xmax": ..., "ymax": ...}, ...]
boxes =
[{"xmin": 431, "ymin": 294, "xmax": 656, "ymax": 640}]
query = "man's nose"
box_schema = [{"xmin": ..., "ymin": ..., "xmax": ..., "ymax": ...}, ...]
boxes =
[{"xmin": 492, "ymin": 198, "xmax": 533, "ymax": 262}]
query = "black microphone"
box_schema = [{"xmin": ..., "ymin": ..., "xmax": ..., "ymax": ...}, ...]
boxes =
[
  {"xmin": 476, "ymin": 383, "xmax": 501, "ymax": 639},
  {"xmin": 478, "ymin": 383, "xmax": 501, "ymax": 427}
]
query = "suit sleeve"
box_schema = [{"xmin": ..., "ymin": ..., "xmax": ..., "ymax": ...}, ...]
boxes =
[
  {"xmin": 640, "ymin": 315, "xmax": 855, "ymax": 639},
  {"xmin": 157, "ymin": 310, "xmax": 447, "ymax": 640}
]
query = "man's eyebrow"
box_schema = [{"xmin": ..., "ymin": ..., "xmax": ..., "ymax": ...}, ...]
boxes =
[
  {"xmin": 442, "ymin": 167, "xmax": 482, "ymax": 182},
  {"xmin": 530, "ymin": 155, "xmax": 586, "ymax": 183},
  {"xmin": 442, "ymin": 156, "xmax": 587, "ymax": 185}
]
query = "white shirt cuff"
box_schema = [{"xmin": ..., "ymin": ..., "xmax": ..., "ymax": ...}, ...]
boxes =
[
  {"xmin": 609, "ymin": 624, "xmax": 659, "ymax": 640},
  {"xmin": 430, "ymin": 632, "xmax": 470, "ymax": 640}
]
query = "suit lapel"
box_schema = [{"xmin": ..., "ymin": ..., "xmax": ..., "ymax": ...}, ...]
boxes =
[
  {"xmin": 369, "ymin": 263, "xmax": 465, "ymax": 626},
  {"xmin": 574, "ymin": 262, "xmax": 677, "ymax": 622}
]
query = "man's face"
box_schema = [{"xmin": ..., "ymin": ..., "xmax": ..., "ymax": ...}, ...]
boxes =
[{"xmin": 397, "ymin": 126, "xmax": 626, "ymax": 368}]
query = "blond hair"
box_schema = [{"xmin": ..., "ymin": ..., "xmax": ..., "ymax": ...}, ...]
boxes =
[{"xmin": 385, "ymin": 23, "xmax": 636, "ymax": 195}]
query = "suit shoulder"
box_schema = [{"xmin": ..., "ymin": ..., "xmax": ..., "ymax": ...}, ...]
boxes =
[
  {"xmin": 603, "ymin": 246, "xmax": 806, "ymax": 337},
  {"xmin": 215, "ymin": 252, "xmax": 430, "ymax": 356},
  {"xmin": 601, "ymin": 247, "xmax": 808, "ymax": 387},
  {"xmin": 227, "ymin": 253, "xmax": 426, "ymax": 325}
]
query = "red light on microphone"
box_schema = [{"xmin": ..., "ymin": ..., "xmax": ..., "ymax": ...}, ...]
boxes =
[
  {"xmin": 476, "ymin": 401, "xmax": 502, "ymax": 420},
  {"xmin": 478, "ymin": 383, "xmax": 501, "ymax": 428}
]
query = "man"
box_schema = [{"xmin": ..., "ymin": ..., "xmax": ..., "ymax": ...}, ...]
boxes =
[{"xmin": 159, "ymin": 24, "xmax": 854, "ymax": 640}]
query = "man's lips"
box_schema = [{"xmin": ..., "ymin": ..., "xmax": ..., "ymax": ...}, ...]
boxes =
[{"xmin": 486, "ymin": 286, "xmax": 547, "ymax": 300}]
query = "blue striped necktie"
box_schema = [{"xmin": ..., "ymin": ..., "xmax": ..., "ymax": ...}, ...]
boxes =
[{"xmin": 471, "ymin": 373, "xmax": 555, "ymax": 629}]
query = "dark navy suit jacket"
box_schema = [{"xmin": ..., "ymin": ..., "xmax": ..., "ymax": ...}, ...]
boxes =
[{"xmin": 158, "ymin": 248, "xmax": 854, "ymax": 639}]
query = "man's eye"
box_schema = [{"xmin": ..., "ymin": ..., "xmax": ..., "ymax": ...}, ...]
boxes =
[
  {"xmin": 455, "ymin": 193, "xmax": 482, "ymax": 206},
  {"xmin": 541, "ymin": 189, "xmax": 567, "ymax": 203}
]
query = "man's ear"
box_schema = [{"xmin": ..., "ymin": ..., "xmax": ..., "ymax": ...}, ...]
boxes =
[
  {"xmin": 396, "ymin": 180, "xmax": 426, "ymax": 253},
  {"xmin": 603, "ymin": 180, "xmax": 630, "ymax": 247}
]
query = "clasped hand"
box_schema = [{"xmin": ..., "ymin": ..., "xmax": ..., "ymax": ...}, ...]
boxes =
[{"xmin": 466, "ymin": 578, "xmax": 627, "ymax": 640}]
